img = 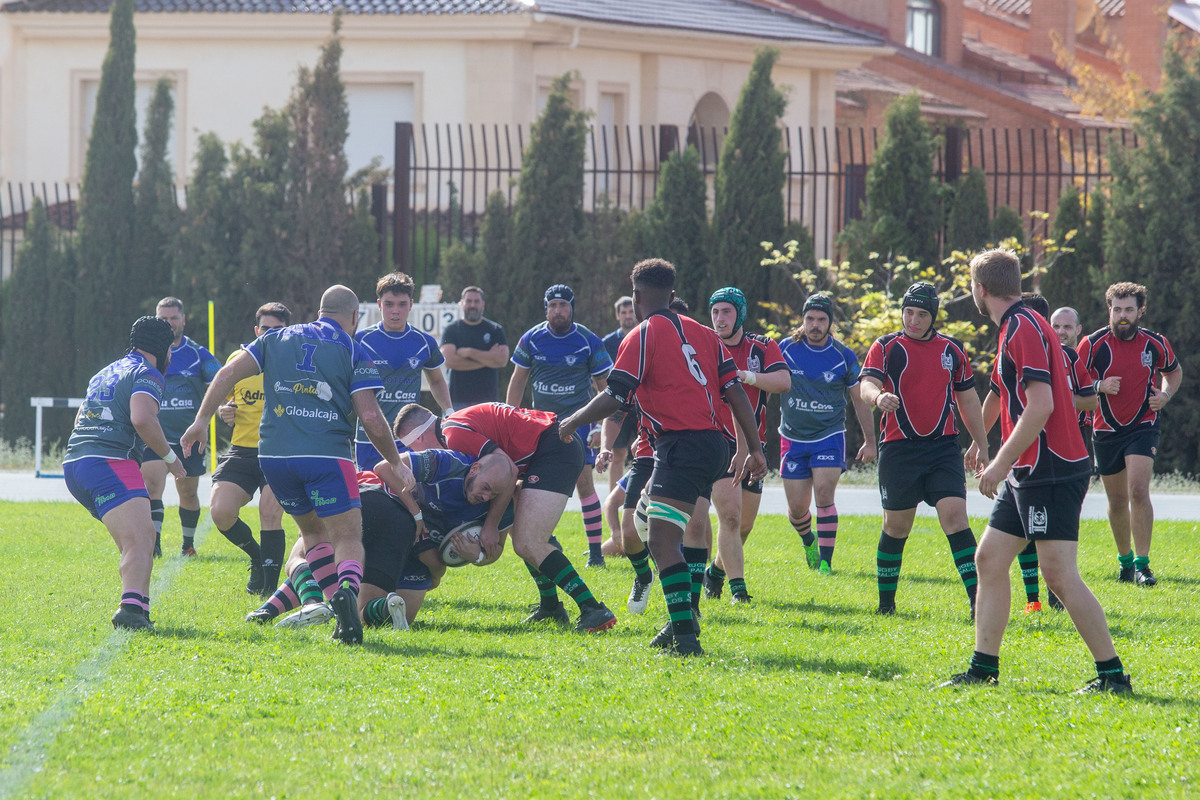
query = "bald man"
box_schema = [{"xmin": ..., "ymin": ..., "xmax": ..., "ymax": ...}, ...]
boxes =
[{"xmin": 182, "ymin": 285, "xmax": 414, "ymax": 645}]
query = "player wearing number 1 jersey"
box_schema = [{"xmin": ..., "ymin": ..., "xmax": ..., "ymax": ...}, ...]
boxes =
[
  {"xmin": 1078, "ymin": 282, "xmax": 1182, "ymax": 587},
  {"xmin": 560, "ymin": 259, "xmax": 767, "ymax": 656},
  {"xmin": 858, "ymin": 283, "xmax": 989, "ymax": 616}
]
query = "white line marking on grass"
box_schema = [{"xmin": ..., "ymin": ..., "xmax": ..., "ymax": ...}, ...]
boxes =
[{"xmin": 0, "ymin": 519, "xmax": 212, "ymax": 800}]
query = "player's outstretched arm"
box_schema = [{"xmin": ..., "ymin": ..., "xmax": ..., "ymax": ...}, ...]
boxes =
[
  {"xmin": 181, "ymin": 351, "xmax": 258, "ymax": 456},
  {"xmin": 353, "ymin": 390, "xmax": 414, "ymax": 494},
  {"xmin": 131, "ymin": 394, "xmax": 186, "ymax": 480},
  {"xmin": 505, "ymin": 364, "xmax": 531, "ymax": 408},
  {"xmin": 722, "ymin": 382, "xmax": 766, "ymax": 483},
  {"xmin": 956, "ymin": 386, "xmax": 990, "ymax": 469},
  {"xmin": 560, "ymin": 392, "xmax": 622, "ymax": 442}
]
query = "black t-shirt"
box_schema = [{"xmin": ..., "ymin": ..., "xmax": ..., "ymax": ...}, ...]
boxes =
[
  {"xmin": 441, "ymin": 317, "xmax": 507, "ymax": 408},
  {"xmin": 602, "ymin": 328, "xmax": 626, "ymax": 363}
]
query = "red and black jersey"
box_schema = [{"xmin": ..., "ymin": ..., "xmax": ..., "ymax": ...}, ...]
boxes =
[
  {"xmin": 442, "ymin": 402, "xmax": 556, "ymax": 475},
  {"xmin": 1063, "ymin": 344, "xmax": 1096, "ymax": 430},
  {"xmin": 607, "ymin": 310, "xmax": 738, "ymax": 438},
  {"xmin": 1077, "ymin": 327, "xmax": 1178, "ymax": 436},
  {"xmin": 862, "ymin": 331, "xmax": 974, "ymax": 443},
  {"xmin": 723, "ymin": 332, "xmax": 787, "ymax": 441},
  {"xmin": 992, "ymin": 303, "xmax": 1090, "ymax": 486}
]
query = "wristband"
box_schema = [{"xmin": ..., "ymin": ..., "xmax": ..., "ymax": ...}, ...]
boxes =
[
  {"xmin": 474, "ymin": 550, "xmax": 487, "ymax": 565},
  {"xmin": 738, "ymin": 370, "xmax": 757, "ymax": 387},
  {"xmin": 412, "ymin": 511, "xmax": 423, "ymax": 521},
  {"xmin": 1093, "ymin": 381, "xmax": 1101, "ymax": 393},
  {"xmin": 1162, "ymin": 390, "xmax": 1171, "ymax": 401},
  {"xmin": 162, "ymin": 449, "xmax": 177, "ymax": 464}
]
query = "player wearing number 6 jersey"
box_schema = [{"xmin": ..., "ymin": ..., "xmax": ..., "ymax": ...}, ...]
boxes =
[{"xmin": 560, "ymin": 259, "xmax": 767, "ymax": 656}]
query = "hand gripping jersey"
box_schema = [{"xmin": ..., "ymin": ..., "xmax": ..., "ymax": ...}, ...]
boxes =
[
  {"xmin": 992, "ymin": 303, "xmax": 1090, "ymax": 486},
  {"xmin": 722, "ymin": 332, "xmax": 787, "ymax": 441},
  {"xmin": 65, "ymin": 353, "xmax": 166, "ymax": 462},
  {"xmin": 1077, "ymin": 326, "xmax": 1178, "ymax": 437},
  {"xmin": 442, "ymin": 402, "xmax": 558, "ymax": 475},
  {"xmin": 605, "ymin": 310, "xmax": 738, "ymax": 438},
  {"xmin": 778, "ymin": 336, "xmax": 861, "ymax": 442},
  {"xmin": 354, "ymin": 323, "xmax": 444, "ymax": 445},
  {"xmin": 158, "ymin": 336, "xmax": 220, "ymax": 442},
  {"xmin": 861, "ymin": 331, "xmax": 975, "ymax": 443},
  {"xmin": 243, "ymin": 318, "xmax": 382, "ymax": 460},
  {"xmin": 512, "ymin": 321, "xmax": 612, "ymax": 415}
]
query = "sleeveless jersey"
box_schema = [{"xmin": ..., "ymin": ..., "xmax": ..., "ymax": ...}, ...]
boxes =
[
  {"xmin": 354, "ymin": 323, "xmax": 444, "ymax": 444},
  {"xmin": 861, "ymin": 331, "xmax": 975, "ymax": 443},
  {"xmin": 606, "ymin": 310, "xmax": 737, "ymax": 438},
  {"xmin": 65, "ymin": 353, "xmax": 165, "ymax": 462},
  {"xmin": 243, "ymin": 317, "xmax": 382, "ymax": 460},
  {"xmin": 158, "ymin": 336, "xmax": 220, "ymax": 442},
  {"xmin": 512, "ymin": 321, "xmax": 612, "ymax": 415},
  {"xmin": 779, "ymin": 336, "xmax": 861, "ymax": 442}
]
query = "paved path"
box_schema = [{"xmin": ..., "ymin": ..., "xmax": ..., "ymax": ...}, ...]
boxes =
[{"xmin": 4, "ymin": 471, "xmax": 1199, "ymax": 521}]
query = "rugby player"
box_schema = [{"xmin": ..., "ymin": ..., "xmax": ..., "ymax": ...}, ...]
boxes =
[
  {"xmin": 354, "ymin": 272, "xmax": 452, "ymax": 470},
  {"xmin": 778, "ymin": 294, "xmax": 876, "ymax": 574},
  {"xmin": 941, "ymin": 249, "xmax": 1129, "ymax": 693},
  {"xmin": 142, "ymin": 297, "xmax": 220, "ymax": 557},
  {"xmin": 858, "ymin": 283, "xmax": 989, "ymax": 616},
  {"xmin": 601, "ymin": 296, "xmax": 639, "ymax": 515},
  {"xmin": 181, "ymin": 285, "xmax": 415, "ymax": 645},
  {"xmin": 63, "ymin": 317, "xmax": 184, "ymax": 630},
  {"xmin": 703, "ymin": 287, "xmax": 789, "ymax": 604},
  {"xmin": 1078, "ymin": 282, "xmax": 1182, "ymax": 586},
  {"xmin": 209, "ymin": 302, "xmax": 290, "ymax": 595},
  {"xmin": 560, "ymin": 259, "xmax": 767, "ymax": 656},
  {"xmin": 506, "ymin": 284, "xmax": 612, "ymax": 567}
]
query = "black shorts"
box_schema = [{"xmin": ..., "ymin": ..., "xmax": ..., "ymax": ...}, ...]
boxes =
[
  {"xmin": 212, "ymin": 445, "xmax": 267, "ymax": 496},
  {"xmin": 988, "ymin": 476, "xmax": 1089, "ymax": 542},
  {"xmin": 1094, "ymin": 427, "xmax": 1160, "ymax": 477},
  {"xmin": 877, "ymin": 436, "xmax": 966, "ymax": 511},
  {"xmin": 622, "ymin": 457, "xmax": 655, "ymax": 510},
  {"xmin": 741, "ymin": 442, "xmax": 768, "ymax": 494},
  {"xmin": 143, "ymin": 441, "xmax": 207, "ymax": 478},
  {"xmin": 613, "ymin": 410, "xmax": 639, "ymax": 450},
  {"xmin": 718, "ymin": 437, "xmax": 738, "ymax": 481},
  {"xmin": 360, "ymin": 488, "xmax": 418, "ymax": 592},
  {"xmin": 522, "ymin": 424, "xmax": 584, "ymax": 496},
  {"xmin": 647, "ymin": 430, "xmax": 728, "ymax": 506}
]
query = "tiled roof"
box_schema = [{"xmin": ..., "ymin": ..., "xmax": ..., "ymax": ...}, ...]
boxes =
[
  {"xmin": 837, "ymin": 67, "xmax": 987, "ymax": 119},
  {"xmin": 971, "ymin": 0, "xmax": 1124, "ymax": 18},
  {"xmin": 0, "ymin": 0, "xmax": 886, "ymax": 48}
]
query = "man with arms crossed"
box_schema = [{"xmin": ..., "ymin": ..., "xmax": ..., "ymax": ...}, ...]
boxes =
[
  {"xmin": 858, "ymin": 283, "xmax": 989, "ymax": 616},
  {"xmin": 560, "ymin": 259, "xmax": 767, "ymax": 656},
  {"xmin": 440, "ymin": 286, "xmax": 509, "ymax": 410},
  {"xmin": 941, "ymin": 249, "xmax": 1129, "ymax": 693},
  {"xmin": 182, "ymin": 285, "xmax": 414, "ymax": 645},
  {"xmin": 1078, "ymin": 282, "xmax": 1182, "ymax": 586}
]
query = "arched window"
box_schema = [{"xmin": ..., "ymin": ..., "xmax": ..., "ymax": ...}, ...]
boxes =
[{"xmin": 906, "ymin": 0, "xmax": 942, "ymax": 58}]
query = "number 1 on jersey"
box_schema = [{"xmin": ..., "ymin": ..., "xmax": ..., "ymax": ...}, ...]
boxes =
[{"xmin": 296, "ymin": 343, "xmax": 317, "ymax": 373}]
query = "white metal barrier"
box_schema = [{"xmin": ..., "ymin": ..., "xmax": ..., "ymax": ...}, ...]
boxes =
[{"xmin": 29, "ymin": 397, "xmax": 83, "ymax": 478}]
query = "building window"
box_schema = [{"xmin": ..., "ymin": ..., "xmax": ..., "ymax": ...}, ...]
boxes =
[
  {"xmin": 344, "ymin": 83, "xmax": 416, "ymax": 174},
  {"xmin": 79, "ymin": 75, "xmax": 184, "ymax": 179},
  {"xmin": 906, "ymin": 0, "xmax": 942, "ymax": 58}
]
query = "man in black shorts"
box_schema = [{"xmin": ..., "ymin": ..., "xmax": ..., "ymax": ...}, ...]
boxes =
[
  {"xmin": 859, "ymin": 283, "xmax": 989, "ymax": 616},
  {"xmin": 210, "ymin": 303, "xmax": 290, "ymax": 595},
  {"xmin": 941, "ymin": 249, "xmax": 1129, "ymax": 694}
]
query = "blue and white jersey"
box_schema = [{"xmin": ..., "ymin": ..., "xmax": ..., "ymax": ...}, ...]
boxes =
[
  {"xmin": 779, "ymin": 336, "xmax": 861, "ymax": 442},
  {"xmin": 158, "ymin": 336, "xmax": 220, "ymax": 442},
  {"xmin": 243, "ymin": 317, "xmax": 382, "ymax": 460},
  {"xmin": 511, "ymin": 322, "xmax": 611, "ymax": 416},
  {"xmin": 407, "ymin": 448, "xmax": 491, "ymax": 535},
  {"xmin": 354, "ymin": 323, "xmax": 444, "ymax": 445},
  {"xmin": 65, "ymin": 353, "xmax": 165, "ymax": 462}
]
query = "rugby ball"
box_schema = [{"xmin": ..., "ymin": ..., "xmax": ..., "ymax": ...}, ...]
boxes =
[{"xmin": 438, "ymin": 522, "xmax": 483, "ymax": 568}]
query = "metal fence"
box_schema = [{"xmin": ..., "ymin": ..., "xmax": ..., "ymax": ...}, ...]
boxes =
[{"xmin": 1, "ymin": 124, "xmax": 1137, "ymax": 282}]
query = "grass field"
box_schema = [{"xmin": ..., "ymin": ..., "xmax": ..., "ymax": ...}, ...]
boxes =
[{"xmin": 2, "ymin": 501, "xmax": 1198, "ymax": 799}]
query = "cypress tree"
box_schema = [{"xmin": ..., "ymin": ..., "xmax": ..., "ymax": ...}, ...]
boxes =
[
  {"xmin": 132, "ymin": 77, "xmax": 181, "ymax": 316},
  {"xmin": 2, "ymin": 200, "xmax": 77, "ymax": 447},
  {"xmin": 990, "ymin": 206, "xmax": 1026, "ymax": 246},
  {"xmin": 646, "ymin": 146, "xmax": 709, "ymax": 311},
  {"xmin": 712, "ymin": 47, "xmax": 786, "ymax": 316},
  {"xmin": 946, "ymin": 167, "xmax": 990, "ymax": 253},
  {"xmin": 507, "ymin": 73, "xmax": 588, "ymax": 333},
  {"xmin": 74, "ymin": 0, "xmax": 137, "ymax": 386},
  {"xmin": 1105, "ymin": 34, "xmax": 1200, "ymax": 473},
  {"xmin": 1041, "ymin": 185, "xmax": 1090, "ymax": 317}
]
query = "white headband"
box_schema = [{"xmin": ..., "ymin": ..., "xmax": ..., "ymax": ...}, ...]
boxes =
[{"xmin": 399, "ymin": 414, "xmax": 437, "ymax": 447}]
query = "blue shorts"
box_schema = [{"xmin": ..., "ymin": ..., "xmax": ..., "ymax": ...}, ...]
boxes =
[
  {"xmin": 143, "ymin": 441, "xmax": 207, "ymax": 478},
  {"xmin": 64, "ymin": 457, "xmax": 149, "ymax": 520},
  {"xmin": 578, "ymin": 423, "xmax": 598, "ymax": 467},
  {"xmin": 780, "ymin": 431, "xmax": 846, "ymax": 481},
  {"xmin": 396, "ymin": 553, "xmax": 434, "ymax": 591},
  {"xmin": 260, "ymin": 456, "xmax": 361, "ymax": 518},
  {"xmin": 355, "ymin": 439, "xmax": 408, "ymax": 473}
]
